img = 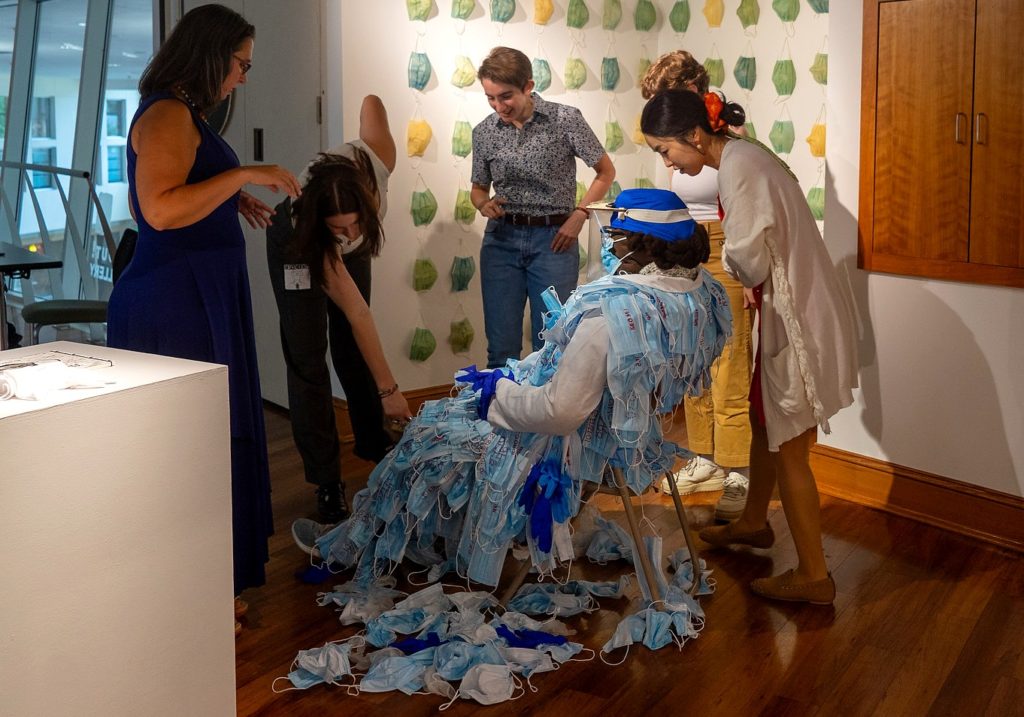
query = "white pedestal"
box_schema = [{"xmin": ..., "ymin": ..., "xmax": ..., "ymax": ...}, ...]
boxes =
[{"xmin": 0, "ymin": 342, "xmax": 236, "ymax": 716}]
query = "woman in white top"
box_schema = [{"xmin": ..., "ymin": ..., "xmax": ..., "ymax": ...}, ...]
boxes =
[
  {"xmin": 641, "ymin": 89, "xmax": 858, "ymax": 605},
  {"xmin": 641, "ymin": 51, "xmax": 755, "ymax": 522}
]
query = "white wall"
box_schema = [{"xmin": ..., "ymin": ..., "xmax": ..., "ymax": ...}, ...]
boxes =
[{"xmin": 825, "ymin": 2, "xmax": 1024, "ymax": 495}]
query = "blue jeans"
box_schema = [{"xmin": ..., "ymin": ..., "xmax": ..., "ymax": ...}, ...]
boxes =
[{"xmin": 480, "ymin": 219, "xmax": 579, "ymax": 368}]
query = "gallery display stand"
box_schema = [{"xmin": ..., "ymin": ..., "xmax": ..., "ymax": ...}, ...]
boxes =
[{"xmin": 0, "ymin": 341, "xmax": 236, "ymax": 716}]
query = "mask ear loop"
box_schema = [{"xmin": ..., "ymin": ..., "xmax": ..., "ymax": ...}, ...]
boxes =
[
  {"xmin": 438, "ymin": 685, "xmax": 462, "ymax": 711},
  {"xmin": 599, "ymin": 644, "xmax": 630, "ymax": 666}
]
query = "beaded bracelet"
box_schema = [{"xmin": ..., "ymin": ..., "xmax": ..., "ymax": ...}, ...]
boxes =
[
  {"xmin": 573, "ymin": 206, "xmax": 590, "ymax": 217},
  {"xmin": 378, "ymin": 383, "xmax": 399, "ymax": 398}
]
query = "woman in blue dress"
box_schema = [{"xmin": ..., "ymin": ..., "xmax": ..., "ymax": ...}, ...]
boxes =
[{"xmin": 107, "ymin": 5, "xmax": 301, "ymax": 617}]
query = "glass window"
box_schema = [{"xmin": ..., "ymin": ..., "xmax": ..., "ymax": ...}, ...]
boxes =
[
  {"xmin": 31, "ymin": 147, "xmax": 56, "ymax": 189},
  {"xmin": 30, "ymin": 97, "xmax": 56, "ymax": 138},
  {"xmin": 0, "ymin": 97, "xmax": 7, "ymax": 140},
  {"xmin": 106, "ymin": 145, "xmax": 125, "ymax": 183},
  {"xmin": 105, "ymin": 98, "xmax": 126, "ymax": 136}
]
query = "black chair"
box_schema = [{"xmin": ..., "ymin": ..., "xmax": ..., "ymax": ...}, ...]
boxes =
[{"xmin": 21, "ymin": 228, "xmax": 137, "ymax": 345}]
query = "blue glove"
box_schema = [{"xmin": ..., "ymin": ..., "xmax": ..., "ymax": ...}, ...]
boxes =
[
  {"xmin": 454, "ymin": 364, "xmax": 516, "ymax": 420},
  {"xmin": 517, "ymin": 460, "xmax": 571, "ymax": 554}
]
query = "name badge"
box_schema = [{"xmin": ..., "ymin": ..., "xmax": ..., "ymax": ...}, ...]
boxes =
[{"xmin": 284, "ymin": 264, "xmax": 311, "ymax": 290}]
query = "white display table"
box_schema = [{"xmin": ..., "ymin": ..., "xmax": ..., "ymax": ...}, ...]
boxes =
[{"xmin": 0, "ymin": 342, "xmax": 236, "ymax": 716}]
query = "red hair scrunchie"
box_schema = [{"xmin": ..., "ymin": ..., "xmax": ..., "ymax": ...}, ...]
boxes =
[{"xmin": 704, "ymin": 92, "xmax": 727, "ymax": 133}]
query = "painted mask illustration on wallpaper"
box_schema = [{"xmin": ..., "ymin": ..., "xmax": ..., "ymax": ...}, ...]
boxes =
[
  {"xmin": 703, "ymin": 0, "xmax": 724, "ymax": 28},
  {"xmin": 408, "ymin": 52, "xmax": 432, "ymax": 91},
  {"xmin": 407, "ymin": 119, "xmax": 433, "ymax": 157},
  {"xmin": 532, "ymin": 57, "xmax": 552, "ymax": 93},
  {"xmin": 411, "ymin": 188, "xmax": 438, "ymax": 225},
  {"xmin": 452, "ymin": 0, "xmax": 475, "ymax": 20},
  {"xmin": 452, "ymin": 120, "xmax": 472, "ymax": 158},
  {"xmin": 772, "ymin": 58, "xmax": 797, "ymax": 97},
  {"xmin": 806, "ymin": 123, "xmax": 826, "ymax": 158},
  {"xmin": 602, "ymin": 0, "xmax": 622, "ymax": 29},
  {"xmin": 534, "ymin": 0, "xmax": 554, "ymax": 25},
  {"xmin": 575, "ymin": 181, "xmax": 586, "ymax": 206},
  {"xmin": 637, "ymin": 56, "xmax": 652, "ymax": 86},
  {"xmin": 670, "ymin": 1, "xmax": 691, "ymax": 33},
  {"xmin": 744, "ymin": 121, "xmax": 757, "ymax": 140},
  {"xmin": 409, "ymin": 327, "xmax": 437, "ymax": 362},
  {"xmin": 634, "ymin": 0, "xmax": 656, "ymax": 31},
  {"xmin": 772, "ymin": 0, "xmax": 799, "ymax": 22},
  {"xmin": 769, "ymin": 119, "xmax": 795, "ymax": 154},
  {"xmin": 451, "ymin": 56, "xmax": 477, "ymax": 88},
  {"xmin": 806, "ymin": 187, "xmax": 825, "ymax": 221},
  {"xmin": 634, "ymin": 176, "xmax": 655, "ymax": 189},
  {"xmin": 454, "ymin": 189, "xmax": 476, "ymax": 224},
  {"xmin": 451, "ymin": 255, "xmax": 476, "ymax": 291},
  {"xmin": 567, "ymin": 0, "xmax": 589, "ymax": 29},
  {"xmin": 578, "ymin": 243, "xmax": 588, "ymax": 272},
  {"xmin": 737, "ymin": 0, "xmax": 759, "ymax": 28},
  {"xmin": 490, "ymin": 0, "xmax": 515, "ymax": 23},
  {"xmin": 808, "ymin": 0, "xmax": 829, "ymax": 13},
  {"xmin": 601, "ymin": 57, "xmax": 620, "ymax": 91},
  {"xmin": 413, "ymin": 257, "xmax": 438, "ymax": 291},
  {"xmin": 605, "ymin": 120, "xmax": 624, "ymax": 152},
  {"xmin": 565, "ymin": 57, "xmax": 587, "ymax": 90},
  {"xmin": 810, "ymin": 53, "xmax": 828, "ymax": 85},
  {"xmin": 448, "ymin": 318, "xmax": 475, "ymax": 354},
  {"xmin": 604, "ymin": 180, "xmax": 622, "ymax": 203},
  {"xmin": 632, "ymin": 114, "xmax": 645, "ymax": 144},
  {"xmin": 733, "ymin": 56, "xmax": 757, "ymax": 91},
  {"xmin": 703, "ymin": 57, "xmax": 725, "ymax": 88},
  {"xmin": 407, "ymin": 0, "xmax": 431, "ymax": 21}
]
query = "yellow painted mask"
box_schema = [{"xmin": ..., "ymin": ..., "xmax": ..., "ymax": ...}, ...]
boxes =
[
  {"xmin": 806, "ymin": 123, "xmax": 826, "ymax": 158},
  {"xmin": 703, "ymin": 0, "xmax": 724, "ymax": 28},
  {"xmin": 632, "ymin": 114, "xmax": 644, "ymax": 144},
  {"xmin": 534, "ymin": 0, "xmax": 554, "ymax": 24},
  {"xmin": 407, "ymin": 119, "xmax": 433, "ymax": 157},
  {"xmin": 451, "ymin": 55, "xmax": 476, "ymax": 88}
]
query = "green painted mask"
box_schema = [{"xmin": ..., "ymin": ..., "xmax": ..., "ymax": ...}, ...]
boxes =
[
  {"xmin": 454, "ymin": 189, "xmax": 476, "ymax": 224},
  {"xmin": 409, "ymin": 327, "xmax": 436, "ymax": 362},
  {"xmin": 734, "ymin": 56, "xmax": 757, "ymax": 91},
  {"xmin": 602, "ymin": 0, "xmax": 621, "ymax": 29},
  {"xmin": 575, "ymin": 181, "xmax": 586, "ymax": 206},
  {"xmin": 451, "ymin": 255, "xmax": 476, "ymax": 291},
  {"xmin": 772, "ymin": 59, "xmax": 796, "ymax": 96},
  {"xmin": 411, "ymin": 188, "xmax": 438, "ymax": 226},
  {"xmin": 704, "ymin": 57, "xmax": 725, "ymax": 88},
  {"xmin": 669, "ymin": 1, "xmax": 691, "ymax": 32},
  {"xmin": 810, "ymin": 53, "xmax": 828, "ymax": 85},
  {"xmin": 806, "ymin": 187, "xmax": 825, "ymax": 221},
  {"xmin": 567, "ymin": 0, "xmax": 589, "ymax": 28},
  {"xmin": 407, "ymin": 0, "xmax": 431, "ymax": 21},
  {"xmin": 634, "ymin": 0, "xmax": 656, "ymax": 31},
  {"xmin": 451, "ymin": 55, "xmax": 476, "ymax": 88},
  {"xmin": 532, "ymin": 57, "xmax": 552, "ymax": 93},
  {"xmin": 744, "ymin": 121, "xmax": 757, "ymax": 140},
  {"xmin": 601, "ymin": 57, "xmax": 620, "ymax": 91},
  {"xmin": 605, "ymin": 120, "xmax": 624, "ymax": 152},
  {"xmin": 408, "ymin": 52, "xmax": 432, "ymax": 91},
  {"xmin": 452, "ymin": 120, "xmax": 472, "ymax": 158},
  {"xmin": 604, "ymin": 180, "xmax": 622, "ymax": 202},
  {"xmin": 737, "ymin": 0, "xmax": 759, "ymax": 27},
  {"xmin": 634, "ymin": 176, "xmax": 655, "ymax": 189},
  {"xmin": 448, "ymin": 318, "xmax": 475, "ymax": 353},
  {"xmin": 808, "ymin": 0, "xmax": 828, "ymax": 13},
  {"xmin": 490, "ymin": 0, "xmax": 515, "ymax": 23},
  {"xmin": 703, "ymin": 0, "xmax": 724, "ymax": 27},
  {"xmin": 769, "ymin": 120, "xmax": 795, "ymax": 154},
  {"xmin": 772, "ymin": 0, "xmax": 799, "ymax": 22},
  {"xmin": 413, "ymin": 257, "xmax": 438, "ymax": 291},
  {"xmin": 452, "ymin": 0, "xmax": 475, "ymax": 20},
  {"xmin": 565, "ymin": 57, "xmax": 587, "ymax": 90},
  {"xmin": 637, "ymin": 56, "xmax": 652, "ymax": 85}
]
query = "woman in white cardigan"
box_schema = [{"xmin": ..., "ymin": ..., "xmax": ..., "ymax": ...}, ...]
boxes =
[{"xmin": 641, "ymin": 90, "xmax": 858, "ymax": 605}]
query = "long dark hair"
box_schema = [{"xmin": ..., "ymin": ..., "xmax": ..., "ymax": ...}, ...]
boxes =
[
  {"xmin": 139, "ymin": 4, "xmax": 254, "ymax": 112},
  {"xmin": 641, "ymin": 89, "xmax": 745, "ymax": 140},
  {"xmin": 608, "ymin": 224, "xmax": 711, "ymax": 272},
  {"xmin": 290, "ymin": 150, "xmax": 384, "ymax": 287}
]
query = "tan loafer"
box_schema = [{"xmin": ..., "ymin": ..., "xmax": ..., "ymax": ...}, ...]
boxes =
[
  {"xmin": 699, "ymin": 521, "xmax": 776, "ymax": 549},
  {"xmin": 750, "ymin": 569, "xmax": 836, "ymax": 605},
  {"xmin": 234, "ymin": 597, "xmax": 248, "ymax": 619}
]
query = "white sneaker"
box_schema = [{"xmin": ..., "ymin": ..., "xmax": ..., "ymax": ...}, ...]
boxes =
[
  {"xmin": 291, "ymin": 518, "xmax": 332, "ymax": 558},
  {"xmin": 661, "ymin": 456, "xmax": 727, "ymax": 495},
  {"xmin": 715, "ymin": 472, "xmax": 749, "ymax": 521}
]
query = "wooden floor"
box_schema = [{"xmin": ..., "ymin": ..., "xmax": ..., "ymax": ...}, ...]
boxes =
[{"xmin": 236, "ymin": 405, "xmax": 1024, "ymax": 716}]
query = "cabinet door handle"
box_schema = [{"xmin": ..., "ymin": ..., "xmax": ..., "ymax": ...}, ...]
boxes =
[
  {"xmin": 955, "ymin": 113, "xmax": 968, "ymax": 144},
  {"xmin": 975, "ymin": 113, "xmax": 988, "ymax": 145},
  {"xmin": 253, "ymin": 128, "xmax": 264, "ymax": 162}
]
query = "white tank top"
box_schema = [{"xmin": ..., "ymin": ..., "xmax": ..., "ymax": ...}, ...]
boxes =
[{"xmin": 670, "ymin": 166, "xmax": 720, "ymax": 222}]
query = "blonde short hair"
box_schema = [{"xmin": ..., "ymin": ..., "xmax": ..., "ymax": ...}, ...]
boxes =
[
  {"xmin": 640, "ymin": 50, "xmax": 709, "ymax": 99},
  {"xmin": 477, "ymin": 46, "xmax": 532, "ymax": 89}
]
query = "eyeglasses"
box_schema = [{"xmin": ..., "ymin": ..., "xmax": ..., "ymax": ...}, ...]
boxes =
[{"xmin": 233, "ymin": 55, "xmax": 252, "ymax": 75}]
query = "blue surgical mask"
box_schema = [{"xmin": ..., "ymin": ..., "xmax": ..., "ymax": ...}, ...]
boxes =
[
  {"xmin": 600, "ymin": 229, "xmax": 631, "ymax": 275},
  {"xmin": 359, "ymin": 655, "xmax": 427, "ymax": 694}
]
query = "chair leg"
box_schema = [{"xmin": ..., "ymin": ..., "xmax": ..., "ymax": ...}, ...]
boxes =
[
  {"xmin": 498, "ymin": 557, "xmax": 534, "ymax": 608},
  {"xmin": 610, "ymin": 467, "xmax": 663, "ymax": 604},
  {"xmin": 664, "ymin": 471, "xmax": 703, "ymax": 597},
  {"xmin": 25, "ymin": 322, "xmax": 37, "ymax": 346}
]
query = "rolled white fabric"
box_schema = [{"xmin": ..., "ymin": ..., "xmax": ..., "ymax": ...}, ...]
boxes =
[{"xmin": 0, "ymin": 362, "xmax": 102, "ymax": 400}]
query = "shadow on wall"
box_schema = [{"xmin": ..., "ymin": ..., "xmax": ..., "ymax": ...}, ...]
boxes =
[{"xmin": 824, "ymin": 172, "xmax": 1017, "ymax": 495}]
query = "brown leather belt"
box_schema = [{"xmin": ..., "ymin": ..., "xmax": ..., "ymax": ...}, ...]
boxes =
[{"xmin": 501, "ymin": 212, "xmax": 571, "ymax": 227}]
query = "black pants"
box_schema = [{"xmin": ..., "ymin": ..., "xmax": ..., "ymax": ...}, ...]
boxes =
[{"xmin": 266, "ymin": 201, "xmax": 390, "ymax": 488}]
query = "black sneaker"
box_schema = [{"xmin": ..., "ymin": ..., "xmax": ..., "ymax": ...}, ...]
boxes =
[{"xmin": 316, "ymin": 482, "xmax": 349, "ymax": 523}]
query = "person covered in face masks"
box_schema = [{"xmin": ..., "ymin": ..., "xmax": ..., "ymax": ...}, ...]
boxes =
[
  {"xmin": 641, "ymin": 90, "xmax": 858, "ymax": 605},
  {"xmin": 292, "ymin": 188, "xmax": 731, "ymax": 593},
  {"xmin": 266, "ymin": 95, "xmax": 412, "ymax": 525},
  {"xmin": 471, "ymin": 46, "xmax": 616, "ymax": 369}
]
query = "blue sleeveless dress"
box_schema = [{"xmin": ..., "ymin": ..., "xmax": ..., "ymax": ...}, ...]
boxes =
[{"xmin": 107, "ymin": 91, "xmax": 272, "ymax": 594}]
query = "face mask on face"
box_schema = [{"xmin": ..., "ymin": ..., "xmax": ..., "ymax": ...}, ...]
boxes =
[
  {"xmin": 734, "ymin": 55, "xmax": 757, "ymax": 91},
  {"xmin": 409, "ymin": 327, "xmax": 437, "ymax": 362},
  {"xmin": 450, "ymin": 255, "xmax": 476, "ymax": 291},
  {"xmin": 333, "ymin": 230, "xmax": 364, "ymax": 255},
  {"xmin": 669, "ymin": 1, "xmax": 691, "ymax": 32},
  {"xmin": 408, "ymin": 52, "xmax": 431, "ymax": 91},
  {"xmin": 451, "ymin": 55, "xmax": 476, "ymax": 88},
  {"xmin": 601, "ymin": 57, "xmax": 621, "ymax": 91}
]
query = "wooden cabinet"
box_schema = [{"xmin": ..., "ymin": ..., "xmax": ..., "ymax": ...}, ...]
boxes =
[{"xmin": 859, "ymin": 0, "xmax": 1024, "ymax": 287}]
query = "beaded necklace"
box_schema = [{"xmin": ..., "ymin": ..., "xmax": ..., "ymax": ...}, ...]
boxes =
[{"xmin": 174, "ymin": 86, "xmax": 207, "ymax": 122}]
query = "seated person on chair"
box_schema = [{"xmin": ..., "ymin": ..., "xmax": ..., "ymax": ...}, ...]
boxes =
[{"xmin": 292, "ymin": 188, "xmax": 731, "ymax": 589}]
